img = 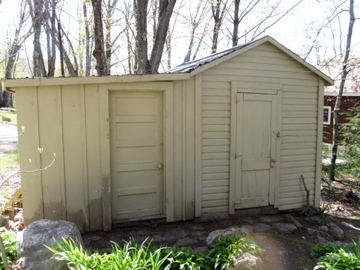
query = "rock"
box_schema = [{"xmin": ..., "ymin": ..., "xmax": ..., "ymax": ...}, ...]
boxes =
[
  {"xmin": 239, "ymin": 225, "xmax": 253, "ymax": 235},
  {"xmin": 1, "ymin": 115, "xmax": 11, "ymax": 122},
  {"xmin": 319, "ymin": 225, "xmax": 329, "ymax": 232},
  {"xmin": 206, "ymin": 226, "xmax": 241, "ymax": 246},
  {"xmin": 327, "ymin": 223, "xmax": 344, "ymax": 240},
  {"xmin": 17, "ymin": 219, "xmax": 83, "ymax": 270},
  {"xmin": 284, "ymin": 214, "xmax": 303, "ymax": 229},
  {"xmin": 233, "ymin": 252, "xmax": 264, "ymax": 270},
  {"xmin": 253, "ymin": 223, "xmax": 272, "ymax": 233},
  {"xmin": 259, "ymin": 215, "xmax": 283, "ymax": 223},
  {"xmin": 272, "ymin": 223, "xmax": 298, "ymax": 234},
  {"xmin": 175, "ymin": 237, "xmax": 198, "ymax": 247}
]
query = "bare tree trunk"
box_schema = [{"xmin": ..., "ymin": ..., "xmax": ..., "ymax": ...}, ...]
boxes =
[
  {"xmin": 83, "ymin": 2, "xmax": 91, "ymax": 76},
  {"xmin": 210, "ymin": 0, "xmax": 228, "ymax": 54},
  {"xmin": 91, "ymin": 0, "xmax": 107, "ymax": 76},
  {"xmin": 134, "ymin": 0, "xmax": 150, "ymax": 74},
  {"xmin": 31, "ymin": 0, "xmax": 46, "ymax": 77},
  {"xmin": 44, "ymin": 0, "xmax": 57, "ymax": 77},
  {"xmin": 330, "ymin": 0, "xmax": 355, "ymax": 180},
  {"xmin": 148, "ymin": 0, "xmax": 176, "ymax": 73}
]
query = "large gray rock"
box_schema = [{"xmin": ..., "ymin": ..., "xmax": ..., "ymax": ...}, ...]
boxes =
[
  {"xmin": 272, "ymin": 223, "xmax": 298, "ymax": 234},
  {"xmin": 17, "ymin": 219, "xmax": 83, "ymax": 270},
  {"xmin": 328, "ymin": 223, "xmax": 344, "ymax": 240}
]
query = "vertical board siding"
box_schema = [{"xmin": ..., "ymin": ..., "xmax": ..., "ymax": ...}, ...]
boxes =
[
  {"xmin": 201, "ymin": 42, "xmax": 320, "ymax": 213},
  {"xmin": 16, "ymin": 87, "xmax": 44, "ymax": 225},
  {"xmin": 84, "ymin": 84, "xmax": 103, "ymax": 231},
  {"xmin": 37, "ymin": 86, "xmax": 65, "ymax": 221}
]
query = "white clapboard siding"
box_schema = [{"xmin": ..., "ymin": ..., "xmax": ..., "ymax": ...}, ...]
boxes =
[{"xmin": 200, "ymin": 42, "xmax": 320, "ymax": 214}]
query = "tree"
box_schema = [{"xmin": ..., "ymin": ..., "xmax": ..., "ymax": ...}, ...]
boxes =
[
  {"xmin": 91, "ymin": 0, "xmax": 108, "ymax": 76},
  {"xmin": 134, "ymin": 0, "xmax": 177, "ymax": 74},
  {"xmin": 210, "ymin": 0, "xmax": 229, "ymax": 54},
  {"xmin": 330, "ymin": 0, "xmax": 356, "ymax": 180},
  {"xmin": 0, "ymin": 0, "xmax": 32, "ymax": 108}
]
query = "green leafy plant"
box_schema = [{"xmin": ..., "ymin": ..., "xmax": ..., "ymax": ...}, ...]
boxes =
[
  {"xmin": 311, "ymin": 239, "xmax": 360, "ymax": 270},
  {"xmin": 48, "ymin": 237, "xmax": 170, "ymax": 270},
  {"xmin": 319, "ymin": 204, "xmax": 334, "ymax": 224},
  {"xmin": 160, "ymin": 245, "xmax": 210, "ymax": 270},
  {"xmin": 206, "ymin": 234, "xmax": 264, "ymax": 270},
  {"xmin": 0, "ymin": 229, "xmax": 17, "ymax": 269},
  {"xmin": 337, "ymin": 108, "xmax": 360, "ymax": 177}
]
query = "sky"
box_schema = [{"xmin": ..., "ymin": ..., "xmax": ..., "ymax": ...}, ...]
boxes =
[{"xmin": 0, "ymin": 0, "xmax": 359, "ymax": 76}]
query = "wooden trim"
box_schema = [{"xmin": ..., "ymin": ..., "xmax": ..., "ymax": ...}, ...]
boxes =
[
  {"xmin": 195, "ymin": 74, "xmax": 202, "ymax": 217},
  {"xmin": 315, "ymin": 79, "xmax": 324, "ymax": 207},
  {"xmin": 57, "ymin": 86, "xmax": 66, "ymax": 220},
  {"xmin": 274, "ymin": 90, "xmax": 282, "ymax": 208},
  {"xmin": 99, "ymin": 84, "xmax": 112, "ymax": 231},
  {"xmin": 182, "ymin": 81, "xmax": 186, "ymax": 220},
  {"xmin": 5, "ymin": 74, "xmax": 190, "ymax": 89},
  {"xmin": 164, "ymin": 83, "xmax": 175, "ymax": 222},
  {"xmin": 80, "ymin": 85, "xmax": 90, "ymax": 231},
  {"xmin": 229, "ymin": 83, "xmax": 238, "ymax": 214}
]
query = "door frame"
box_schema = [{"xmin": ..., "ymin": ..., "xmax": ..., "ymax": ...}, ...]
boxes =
[
  {"xmin": 229, "ymin": 81, "xmax": 282, "ymax": 214},
  {"xmin": 99, "ymin": 82, "xmax": 174, "ymax": 230}
]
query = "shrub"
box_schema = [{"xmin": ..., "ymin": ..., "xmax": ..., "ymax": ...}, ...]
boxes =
[
  {"xmin": 0, "ymin": 229, "xmax": 17, "ymax": 269},
  {"xmin": 206, "ymin": 234, "xmax": 264, "ymax": 270},
  {"xmin": 311, "ymin": 239, "xmax": 360, "ymax": 270},
  {"xmin": 160, "ymin": 245, "xmax": 210, "ymax": 270}
]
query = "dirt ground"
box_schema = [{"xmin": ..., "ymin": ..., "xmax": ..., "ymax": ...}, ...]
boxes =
[{"xmin": 1, "ymin": 122, "xmax": 360, "ymax": 269}]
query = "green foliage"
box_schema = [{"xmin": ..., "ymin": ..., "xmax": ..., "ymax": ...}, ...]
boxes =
[
  {"xmin": 160, "ymin": 245, "xmax": 210, "ymax": 270},
  {"xmin": 0, "ymin": 229, "xmax": 17, "ymax": 269},
  {"xmin": 338, "ymin": 109, "xmax": 360, "ymax": 177},
  {"xmin": 49, "ymin": 237, "xmax": 169, "ymax": 270},
  {"xmin": 319, "ymin": 205, "xmax": 334, "ymax": 224},
  {"xmin": 311, "ymin": 239, "xmax": 360, "ymax": 270},
  {"xmin": 206, "ymin": 234, "xmax": 264, "ymax": 270},
  {"xmin": 0, "ymin": 151, "xmax": 19, "ymax": 175},
  {"xmin": 49, "ymin": 234, "xmax": 264, "ymax": 270}
]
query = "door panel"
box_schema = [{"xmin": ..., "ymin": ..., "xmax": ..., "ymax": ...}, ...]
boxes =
[
  {"xmin": 235, "ymin": 92, "xmax": 277, "ymax": 209},
  {"xmin": 110, "ymin": 91, "xmax": 163, "ymax": 220}
]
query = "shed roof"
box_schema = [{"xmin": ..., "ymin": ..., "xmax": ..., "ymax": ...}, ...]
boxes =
[
  {"xmin": 168, "ymin": 36, "xmax": 334, "ymax": 86},
  {"xmin": 5, "ymin": 36, "xmax": 333, "ymax": 91}
]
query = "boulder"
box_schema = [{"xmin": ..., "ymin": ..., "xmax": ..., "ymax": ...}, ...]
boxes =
[
  {"xmin": 327, "ymin": 223, "xmax": 344, "ymax": 240},
  {"xmin": 272, "ymin": 223, "xmax": 298, "ymax": 234},
  {"xmin": 17, "ymin": 219, "xmax": 83, "ymax": 270},
  {"xmin": 1, "ymin": 115, "xmax": 11, "ymax": 122}
]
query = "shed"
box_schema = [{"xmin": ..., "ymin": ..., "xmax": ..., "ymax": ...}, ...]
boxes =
[{"xmin": 5, "ymin": 36, "xmax": 333, "ymax": 232}]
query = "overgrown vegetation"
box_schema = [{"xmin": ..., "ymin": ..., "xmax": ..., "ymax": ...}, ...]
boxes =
[
  {"xmin": 49, "ymin": 234, "xmax": 263, "ymax": 270},
  {"xmin": 0, "ymin": 229, "xmax": 17, "ymax": 269},
  {"xmin": 311, "ymin": 239, "xmax": 360, "ymax": 270}
]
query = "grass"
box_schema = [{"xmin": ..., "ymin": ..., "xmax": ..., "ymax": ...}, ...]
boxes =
[
  {"xmin": 0, "ymin": 151, "xmax": 20, "ymax": 178},
  {"xmin": 0, "ymin": 109, "xmax": 17, "ymax": 124}
]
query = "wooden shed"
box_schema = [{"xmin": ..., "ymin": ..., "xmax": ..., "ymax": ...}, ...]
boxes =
[{"xmin": 5, "ymin": 36, "xmax": 333, "ymax": 232}]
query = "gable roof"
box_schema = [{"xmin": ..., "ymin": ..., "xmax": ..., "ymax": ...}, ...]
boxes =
[{"xmin": 167, "ymin": 36, "xmax": 334, "ymax": 86}]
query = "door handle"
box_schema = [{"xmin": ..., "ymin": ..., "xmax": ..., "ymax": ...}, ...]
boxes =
[
  {"xmin": 271, "ymin": 159, "xmax": 276, "ymax": 168},
  {"xmin": 157, "ymin": 164, "xmax": 163, "ymax": 175}
]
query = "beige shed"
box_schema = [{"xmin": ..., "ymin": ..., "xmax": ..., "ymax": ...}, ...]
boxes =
[{"xmin": 5, "ymin": 36, "xmax": 333, "ymax": 232}]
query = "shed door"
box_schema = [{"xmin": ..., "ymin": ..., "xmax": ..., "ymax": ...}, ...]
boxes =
[
  {"xmin": 234, "ymin": 92, "xmax": 278, "ymax": 209},
  {"xmin": 110, "ymin": 91, "xmax": 164, "ymax": 221}
]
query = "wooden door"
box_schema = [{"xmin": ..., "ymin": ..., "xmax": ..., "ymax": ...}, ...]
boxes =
[
  {"xmin": 110, "ymin": 91, "xmax": 164, "ymax": 221},
  {"xmin": 234, "ymin": 92, "xmax": 278, "ymax": 209}
]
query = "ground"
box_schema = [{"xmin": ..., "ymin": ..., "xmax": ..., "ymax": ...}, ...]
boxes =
[{"xmin": 0, "ymin": 119, "xmax": 359, "ymax": 270}]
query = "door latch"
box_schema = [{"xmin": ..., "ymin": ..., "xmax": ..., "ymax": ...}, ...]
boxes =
[{"xmin": 157, "ymin": 164, "xmax": 163, "ymax": 175}]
